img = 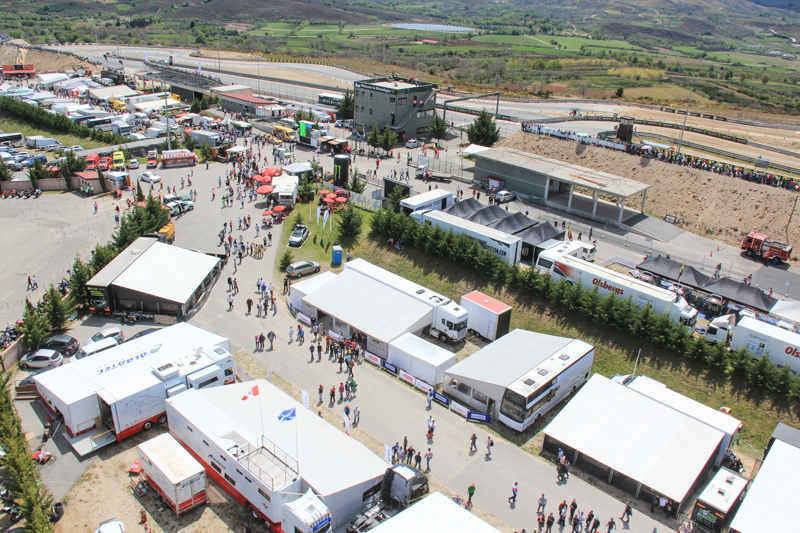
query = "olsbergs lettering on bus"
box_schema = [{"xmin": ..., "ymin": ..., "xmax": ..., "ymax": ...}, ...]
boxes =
[{"xmin": 592, "ymin": 278, "xmax": 624, "ymax": 295}]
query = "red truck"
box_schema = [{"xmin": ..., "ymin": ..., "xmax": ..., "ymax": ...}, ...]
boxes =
[{"xmin": 741, "ymin": 232, "xmax": 792, "ymax": 263}]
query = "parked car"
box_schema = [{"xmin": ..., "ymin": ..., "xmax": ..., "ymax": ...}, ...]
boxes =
[
  {"xmin": 98, "ymin": 157, "xmax": 112, "ymax": 171},
  {"xmin": 96, "ymin": 519, "xmax": 126, "ymax": 533},
  {"xmin": 46, "ymin": 143, "xmax": 64, "ymax": 152},
  {"xmin": 495, "ymin": 190, "xmax": 516, "ymax": 203},
  {"xmin": 69, "ymin": 145, "xmax": 84, "ymax": 152},
  {"xmin": 13, "ymin": 152, "xmax": 30, "ymax": 162},
  {"xmin": 405, "ymin": 139, "xmax": 423, "ymax": 148},
  {"xmin": 126, "ymin": 328, "xmax": 162, "ymax": 342},
  {"xmin": 85, "ymin": 326, "xmax": 124, "ymax": 345},
  {"xmin": 167, "ymin": 200, "xmax": 193, "ymax": 216},
  {"xmin": 21, "ymin": 154, "xmax": 47, "ymax": 167},
  {"xmin": 288, "ymin": 225, "xmax": 310, "ymax": 247},
  {"xmin": 19, "ymin": 349, "xmax": 63, "ymax": 369},
  {"xmin": 41, "ymin": 334, "xmax": 80, "ymax": 357},
  {"xmin": 128, "ymin": 159, "xmax": 140, "ymax": 169},
  {"xmin": 286, "ymin": 260, "xmax": 320, "ymax": 278},
  {"xmin": 138, "ymin": 171, "xmax": 162, "ymax": 183}
]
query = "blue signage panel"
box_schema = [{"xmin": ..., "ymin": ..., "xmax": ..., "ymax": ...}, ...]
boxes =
[
  {"xmin": 382, "ymin": 360, "xmax": 398, "ymax": 375},
  {"xmin": 466, "ymin": 411, "xmax": 491, "ymax": 424},
  {"xmin": 432, "ymin": 391, "xmax": 450, "ymax": 406}
]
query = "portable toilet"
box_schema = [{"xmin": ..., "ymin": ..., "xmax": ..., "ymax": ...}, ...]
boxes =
[{"xmin": 332, "ymin": 245, "xmax": 343, "ymax": 266}]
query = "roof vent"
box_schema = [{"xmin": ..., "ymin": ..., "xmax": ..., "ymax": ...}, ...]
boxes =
[
  {"xmin": 523, "ymin": 378, "xmax": 535, "ymax": 386},
  {"xmin": 558, "ymin": 354, "xmax": 570, "ymax": 361}
]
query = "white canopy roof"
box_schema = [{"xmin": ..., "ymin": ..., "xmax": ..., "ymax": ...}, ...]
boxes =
[
  {"xmin": 302, "ymin": 270, "xmax": 431, "ymax": 344},
  {"xmin": 88, "ymin": 85, "xmax": 138, "ymax": 100},
  {"xmin": 729, "ymin": 440, "xmax": 800, "ymax": 533},
  {"xmin": 462, "ymin": 144, "xmax": 491, "ymax": 155},
  {"xmin": 369, "ymin": 492, "xmax": 500, "ymax": 533},
  {"xmin": 110, "ymin": 242, "xmax": 219, "ymax": 304},
  {"xmin": 770, "ymin": 299, "xmax": 800, "ymax": 326},
  {"xmin": 389, "ymin": 333, "xmax": 455, "ymax": 368},
  {"xmin": 167, "ymin": 380, "xmax": 389, "ymax": 497},
  {"xmin": 544, "ymin": 374, "xmax": 724, "ymax": 503}
]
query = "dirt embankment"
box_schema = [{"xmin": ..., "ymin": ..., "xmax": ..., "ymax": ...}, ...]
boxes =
[
  {"xmin": 0, "ymin": 43, "xmax": 95, "ymax": 73},
  {"xmin": 497, "ymin": 132, "xmax": 800, "ymax": 249}
]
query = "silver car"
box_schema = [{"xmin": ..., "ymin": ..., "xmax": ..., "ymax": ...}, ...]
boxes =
[
  {"xmin": 19, "ymin": 349, "xmax": 63, "ymax": 369},
  {"xmin": 138, "ymin": 171, "xmax": 162, "ymax": 183},
  {"xmin": 286, "ymin": 260, "xmax": 320, "ymax": 278},
  {"xmin": 495, "ymin": 190, "xmax": 516, "ymax": 203}
]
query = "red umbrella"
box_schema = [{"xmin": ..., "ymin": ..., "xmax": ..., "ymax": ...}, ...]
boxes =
[
  {"xmin": 257, "ymin": 185, "xmax": 274, "ymax": 194},
  {"xmin": 262, "ymin": 210, "xmax": 273, "ymax": 216},
  {"xmin": 336, "ymin": 197, "xmax": 347, "ymax": 203},
  {"xmin": 273, "ymin": 205, "xmax": 285, "ymax": 212},
  {"xmin": 334, "ymin": 189, "xmax": 348, "ymax": 195},
  {"xmin": 263, "ymin": 167, "xmax": 281, "ymax": 176},
  {"xmin": 319, "ymin": 190, "xmax": 331, "ymax": 195},
  {"xmin": 254, "ymin": 175, "xmax": 271, "ymax": 183},
  {"xmin": 326, "ymin": 193, "xmax": 337, "ymax": 198},
  {"xmin": 322, "ymin": 197, "xmax": 335, "ymax": 204}
]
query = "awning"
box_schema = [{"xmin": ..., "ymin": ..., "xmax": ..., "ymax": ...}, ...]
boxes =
[
  {"xmin": 442, "ymin": 198, "xmax": 483, "ymax": 218},
  {"xmin": 514, "ymin": 221, "xmax": 562, "ymax": 246},
  {"xmin": 488, "ymin": 212, "xmax": 537, "ymax": 234},
  {"xmin": 699, "ymin": 277, "xmax": 777, "ymax": 313},
  {"xmin": 463, "ymin": 144, "xmax": 491, "ymax": 156},
  {"xmin": 637, "ymin": 256, "xmax": 710, "ymax": 289},
  {"xmin": 464, "ymin": 205, "xmax": 512, "ymax": 226}
]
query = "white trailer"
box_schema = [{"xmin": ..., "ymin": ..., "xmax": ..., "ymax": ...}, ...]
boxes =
[
  {"xmin": 344, "ymin": 258, "xmax": 468, "ymax": 343},
  {"xmin": 536, "ymin": 250, "xmax": 698, "ymax": 327},
  {"xmin": 410, "ymin": 209, "xmax": 523, "ymax": 266},
  {"xmin": 273, "ymin": 174, "xmax": 299, "ymax": 206},
  {"xmin": 725, "ymin": 317, "xmax": 800, "ymax": 373},
  {"xmin": 190, "ymin": 130, "xmax": 222, "ymax": 148},
  {"xmin": 33, "ymin": 323, "xmax": 234, "ymax": 456},
  {"xmin": 138, "ymin": 433, "xmax": 207, "ymax": 516},
  {"xmin": 400, "ymin": 190, "xmax": 455, "ymax": 215},
  {"xmin": 25, "ymin": 135, "xmax": 46, "ymax": 148},
  {"xmin": 535, "ymin": 239, "xmax": 596, "ymax": 263},
  {"xmin": 460, "ymin": 291, "xmax": 512, "ymax": 341}
]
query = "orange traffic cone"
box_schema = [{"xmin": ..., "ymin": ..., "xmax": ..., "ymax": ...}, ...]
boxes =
[
  {"xmin": 710, "ymin": 252, "xmax": 713, "ymax": 257},
  {"xmin": 140, "ymin": 510, "xmax": 147, "ymax": 524}
]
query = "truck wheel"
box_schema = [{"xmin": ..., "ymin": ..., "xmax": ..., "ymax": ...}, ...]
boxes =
[
  {"xmin": 439, "ymin": 333, "xmax": 448, "ymax": 343},
  {"xmin": 156, "ymin": 415, "xmax": 167, "ymax": 425},
  {"xmin": 746, "ymin": 249, "xmax": 754, "ymax": 257},
  {"xmin": 142, "ymin": 421, "xmax": 153, "ymax": 431}
]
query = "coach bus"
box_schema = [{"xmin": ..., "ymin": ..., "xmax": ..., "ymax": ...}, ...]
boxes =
[
  {"xmin": 86, "ymin": 117, "xmax": 113, "ymax": 131},
  {"xmin": 318, "ymin": 93, "xmax": 344, "ymax": 107},
  {"xmin": 0, "ymin": 132, "xmax": 25, "ymax": 147}
]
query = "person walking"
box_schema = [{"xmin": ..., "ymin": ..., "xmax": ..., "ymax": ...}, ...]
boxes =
[
  {"xmin": 424, "ymin": 448, "xmax": 432, "ymax": 471},
  {"xmin": 589, "ymin": 517, "xmax": 600, "ymax": 533},
  {"xmin": 469, "ymin": 433, "xmax": 478, "ymax": 453},
  {"xmin": 246, "ymin": 297, "xmax": 253, "ymax": 315},
  {"xmin": 414, "ymin": 450, "xmax": 422, "ymax": 470},
  {"xmin": 605, "ymin": 518, "xmax": 616, "ymax": 533},
  {"xmin": 538, "ymin": 494, "xmax": 547, "ymax": 514},
  {"xmin": 467, "ymin": 483, "xmax": 475, "ymax": 505},
  {"xmin": 329, "ymin": 386, "xmax": 335, "ymax": 404},
  {"xmin": 545, "ymin": 513, "xmax": 555, "ymax": 533},
  {"xmin": 318, "ymin": 384, "xmax": 323, "ymax": 403},
  {"xmin": 569, "ymin": 499, "xmax": 578, "ymax": 522},
  {"xmin": 508, "ymin": 482, "xmax": 518, "ymax": 504},
  {"xmin": 228, "ymin": 294, "xmax": 234, "ymax": 310},
  {"xmin": 486, "ymin": 436, "xmax": 493, "ymax": 457},
  {"xmin": 353, "ymin": 405, "xmax": 360, "ymax": 425},
  {"xmin": 309, "ymin": 345, "xmax": 315, "ymax": 362},
  {"xmin": 620, "ymin": 502, "xmax": 632, "ymax": 523},
  {"xmin": 288, "ymin": 326, "xmax": 294, "ymax": 344},
  {"xmin": 267, "ymin": 331, "xmax": 274, "ymax": 350},
  {"xmin": 427, "ymin": 390, "xmax": 433, "ymax": 408}
]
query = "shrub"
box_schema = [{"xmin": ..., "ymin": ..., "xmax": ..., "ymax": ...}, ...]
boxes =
[
  {"xmin": 337, "ymin": 206, "xmax": 363, "ymax": 237},
  {"xmin": 279, "ymin": 249, "xmax": 295, "ymax": 271}
]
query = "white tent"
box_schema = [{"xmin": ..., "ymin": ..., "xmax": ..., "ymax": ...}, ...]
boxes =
[
  {"xmin": 463, "ymin": 144, "xmax": 491, "ymax": 156},
  {"xmin": 369, "ymin": 492, "xmax": 500, "ymax": 533},
  {"xmin": 290, "ymin": 271, "xmax": 336, "ymax": 314},
  {"xmin": 388, "ymin": 333, "xmax": 456, "ymax": 385},
  {"xmin": 37, "ymin": 73, "xmax": 69, "ymax": 88},
  {"xmin": 769, "ymin": 300, "xmax": 800, "ymax": 330}
]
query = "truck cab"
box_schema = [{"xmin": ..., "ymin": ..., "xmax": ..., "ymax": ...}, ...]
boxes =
[
  {"xmin": 431, "ymin": 302, "xmax": 468, "ymax": 343},
  {"xmin": 703, "ymin": 314, "xmax": 736, "ymax": 345}
]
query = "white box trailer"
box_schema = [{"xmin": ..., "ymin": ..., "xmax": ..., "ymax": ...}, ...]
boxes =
[
  {"xmin": 536, "ymin": 239, "xmax": 596, "ymax": 263},
  {"xmin": 410, "ymin": 209, "xmax": 523, "ymax": 266},
  {"xmin": 33, "ymin": 323, "xmax": 234, "ymax": 456},
  {"xmin": 460, "ymin": 291, "xmax": 512, "ymax": 341},
  {"xmin": 728, "ymin": 316, "xmax": 800, "ymax": 373},
  {"xmin": 273, "ymin": 174, "xmax": 299, "ymax": 206},
  {"xmin": 400, "ymin": 190, "xmax": 455, "ymax": 215},
  {"xmin": 190, "ymin": 130, "xmax": 222, "ymax": 148},
  {"xmin": 25, "ymin": 135, "xmax": 46, "ymax": 148},
  {"xmin": 536, "ymin": 250, "xmax": 698, "ymax": 327},
  {"xmin": 387, "ymin": 332, "xmax": 456, "ymax": 385},
  {"xmin": 138, "ymin": 433, "xmax": 207, "ymax": 516}
]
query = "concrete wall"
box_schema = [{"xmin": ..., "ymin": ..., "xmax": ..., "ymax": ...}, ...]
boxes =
[
  {"xmin": 473, "ymin": 156, "xmax": 553, "ymax": 198},
  {"xmin": 1, "ymin": 338, "xmax": 25, "ymax": 373},
  {"xmin": 1, "ymin": 177, "xmax": 120, "ymax": 193}
]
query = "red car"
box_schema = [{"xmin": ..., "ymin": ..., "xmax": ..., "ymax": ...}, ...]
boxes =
[
  {"xmin": 85, "ymin": 153, "xmax": 99, "ymax": 170},
  {"xmin": 98, "ymin": 157, "xmax": 112, "ymax": 171}
]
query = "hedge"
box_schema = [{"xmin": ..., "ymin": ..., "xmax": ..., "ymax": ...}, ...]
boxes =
[{"xmin": 370, "ymin": 209, "xmax": 800, "ymax": 399}]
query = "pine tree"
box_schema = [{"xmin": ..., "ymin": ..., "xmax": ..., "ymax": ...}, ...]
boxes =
[
  {"xmin": 427, "ymin": 112, "xmax": 448, "ymax": 142},
  {"xmin": 347, "ymin": 166, "xmax": 366, "ymax": 194},
  {"xmin": 379, "ymin": 125, "xmax": 398, "ymax": 154},
  {"xmin": 20, "ymin": 300, "xmax": 48, "ymax": 351},
  {"xmin": 27, "ymin": 158, "xmax": 51, "ymax": 188},
  {"xmin": 44, "ymin": 284, "xmax": 73, "ymax": 331},
  {"xmin": 0, "ymin": 159, "xmax": 12, "ymax": 182},
  {"xmin": 69, "ymin": 255, "xmax": 93, "ymax": 309},
  {"xmin": 466, "ymin": 109, "xmax": 501, "ymax": 146},
  {"xmin": 751, "ymin": 354, "xmax": 776, "ymax": 391},
  {"xmin": 279, "ymin": 249, "xmax": 295, "ymax": 271},
  {"xmin": 775, "ymin": 364, "xmax": 794, "ymax": 394},
  {"xmin": 706, "ymin": 343, "xmax": 730, "ymax": 372},
  {"xmin": 729, "ymin": 348, "xmax": 753, "ymax": 380},
  {"xmin": 338, "ymin": 89, "xmax": 354, "ymax": 120},
  {"xmin": 367, "ymin": 127, "xmax": 380, "ymax": 152},
  {"xmin": 136, "ymin": 181, "xmax": 145, "ymax": 202},
  {"xmin": 337, "ymin": 206, "xmax": 364, "ymax": 237},
  {"xmin": 387, "ymin": 186, "xmax": 408, "ymax": 213},
  {"xmin": 90, "ymin": 244, "xmax": 117, "ymax": 273},
  {"xmin": 96, "ymin": 165, "xmax": 108, "ymax": 193}
]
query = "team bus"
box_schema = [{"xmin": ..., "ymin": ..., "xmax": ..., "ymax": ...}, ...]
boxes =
[
  {"xmin": 498, "ymin": 339, "xmax": 595, "ymax": 431},
  {"xmin": 0, "ymin": 132, "xmax": 25, "ymax": 147},
  {"xmin": 318, "ymin": 93, "xmax": 344, "ymax": 107},
  {"xmin": 86, "ymin": 117, "xmax": 113, "ymax": 131}
]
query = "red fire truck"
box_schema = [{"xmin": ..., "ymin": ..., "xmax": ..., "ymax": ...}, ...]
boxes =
[{"xmin": 741, "ymin": 232, "xmax": 792, "ymax": 263}]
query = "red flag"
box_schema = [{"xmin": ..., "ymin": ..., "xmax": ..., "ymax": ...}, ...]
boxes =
[{"xmin": 242, "ymin": 385, "xmax": 259, "ymax": 401}]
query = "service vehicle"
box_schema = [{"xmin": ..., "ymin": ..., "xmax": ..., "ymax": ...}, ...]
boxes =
[
  {"xmin": 98, "ymin": 157, "xmax": 112, "ymax": 171},
  {"xmin": 85, "ymin": 153, "xmax": 99, "ymax": 170},
  {"xmin": 460, "ymin": 291, "xmax": 512, "ymax": 341},
  {"xmin": 128, "ymin": 158, "xmax": 140, "ymax": 169},
  {"xmin": 536, "ymin": 250, "xmax": 698, "ymax": 327},
  {"xmin": 741, "ymin": 231, "xmax": 792, "ymax": 263},
  {"xmin": 33, "ymin": 324, "xmax": 234, "ymax": 455},
  {"xmin": 138, "ymin": 171, "xmax": 162, "ymax": 183},
  {"xmin": 345, "ymin": 258, "xmax": 468, "ymax": 344},
  {"xmin": 272, "ymin": 125, "xmax": 296, "ymax": 142},
  {"xmin": 535, "ymin": 239, "xmax": 596, "ymax": 263},
  {"xmin": 347, "ymin": 465, "xmax": 429, "ymax": 532},
  {"xmin": 146, "ymin": 150, "xmax": 158, "ymax": 168},
  {"xmin": 705, "ymin": 315, "xmax": 800, "ymax": 373},
  {"xmin": 399, "ymin": 190, "xmax": 455, "ymax": 215},
  {"xmin": 112, "ymin": 151, "xmax": 126, "ymax": 170}
]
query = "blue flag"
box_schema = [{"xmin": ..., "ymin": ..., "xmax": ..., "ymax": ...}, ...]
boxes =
[{"xmin": 278, "ymin": 408, "xmax": 296, "ymax": 422}]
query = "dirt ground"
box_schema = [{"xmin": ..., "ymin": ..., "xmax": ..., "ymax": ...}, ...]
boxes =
[
  {"xmin": 0, "ymin": 42, "xmax": 95, "ymax": 73},
  {"xmin": 498, "ymin": 132, "xmax": 800, "ymax": 249}
]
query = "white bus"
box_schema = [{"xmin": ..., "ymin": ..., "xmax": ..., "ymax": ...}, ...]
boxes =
[
  {"xmin": 318, "ymin": 93, "xmax": 344, "ymax": 107},
  {"xmin": 498, "ymin": 342, "xmax": 595, "ymax": 431}
]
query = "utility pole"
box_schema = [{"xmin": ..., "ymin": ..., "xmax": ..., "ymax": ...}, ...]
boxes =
[
  {"xmin": 676, "ymin": 75, "xmax": 694, "ymax": 155},
  {"xmin": 217, "ymin": 26, "xmax": 221, "ymax": 72},
  {"xmin": 163, "ymin": 66, "xmax": 171, "ymax": 152},
  {"xmin": 786, "ymin": 195, "xmax": 798, "ymax": 244},
  {"xmin": 382, "ymin": 43, "xmax": 386, "ymax": 77},
  {"xmin": 114, "ymin": 25, "xmax": 120, "ymax": 57}
]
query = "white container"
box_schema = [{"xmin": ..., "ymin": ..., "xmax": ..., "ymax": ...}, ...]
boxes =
[
  {"xmin": 138, "ymin": 433, "xmax": 207, "ymax": 515},
  {"xmin": 460, "ymin": 291, "xmax": 512, "ymax": 341}
]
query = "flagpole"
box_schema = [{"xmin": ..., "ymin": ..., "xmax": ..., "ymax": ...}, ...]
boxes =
[{"xmin": 260, "ymin": 392, "xmax": 265, "ymax": 440}]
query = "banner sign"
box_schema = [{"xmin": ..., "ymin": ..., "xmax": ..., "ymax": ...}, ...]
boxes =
[
  {"xmin": 301, "ymin": 390, "xmax": 309, "ymax": 409},
  {"xmin": 415, "ymin": 379, "xmax": 433, "ymax": 394},
  {"xmin": 384, "ymin": 444, "xmax": 392, "ymax": 463},
  {"xmin": 432, "ymin": 391, "xmax": 450, "ymax": 407},
  {"xmin": 297, "ymin": 312, "xmax": 311, "ymax": 326},
  {"xmin": 365, "ymin": 352, "xmax": 381, "ymax": 366},
  {"xmin": 451, "ymin": 401, "xmax": 469, "ymax": 418},
  {"xmin": 382, "ymin": 360, "xmax": 398, "ymax": 375},
  {"xmin": 399, "ymin": 370, "xmax": 415, "ymax": 385},
  {"xmin": 467, "ymin": 411, "xmax": 491, "ymax": 424},
  {"xmin": 329, "ymin": 330, "xmax": 343, "ymax": 342}
]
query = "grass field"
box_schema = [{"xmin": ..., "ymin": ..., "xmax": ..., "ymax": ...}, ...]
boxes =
[
  {"xmin": 275, "ymin": 204, "xmax": 800, "ymax": 459},
  {"xmin": 0, "ymin": 111, "xmax": 107, "ymax": 151}
]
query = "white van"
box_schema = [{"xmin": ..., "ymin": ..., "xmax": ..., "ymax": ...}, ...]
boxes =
[
  {"xmin": 279, "ymin": 118, "xmax": 298, "ymax": 130},
  {"xmin": 74, "ymin": 337, "xmax": 118, "ymax": 360}
]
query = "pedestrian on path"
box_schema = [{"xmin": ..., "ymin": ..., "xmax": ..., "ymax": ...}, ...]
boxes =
[
  {"xmin": 94, "ymin": 201, "xmax": 98, "ymax": 214},
  {"xmin": 545, "ymin": 513, "xmax": 555, "ymax": 533},
  {"xmin": 469, "ymin": 433, "xmax": 477, "ymax": 453},
  {"xmin": 467, "ymin": 483, "xmax": 475, "ymax": 505},
  {"xmin": 329, "ymin": 386, "xmax": 335, "ymax": 404},
  {"xmin": 605, "ymin": 518, "xmax": 616, "ymax": 533},
  {"xmin": 538, "ymin": 494, "xmax": 547, "ymax": 513},
  {"xmin": 318, "ymin": 384, "xmax": 323, "ymax": 403},
  {"xmin": 353, "ymin": 405, "xmax": 360, "ymax": 425},
  {"xmin": 486, "ymin": 436, "xmax": 493, "ymax": 457},
  {"xmin": 424, "ymin": 448, "xmax": 432, "ymax": 471},
  {"xmin": 309, "ymin": 345, "xmax": 315, "ymax": 362},
  {"xmin": 228, "ymin": 295, "xmax": 234, "ymax": 310},
  {"xmin": 414, "ymin": 450, "xmax": 422, "ymax": 469},
  {"xmin": 266, "ymin": 331, "xmax": 274, "ymax": 350},
  {"xmin": 427, "ymin": 390, "xmax": 433, "ymax": 408},
  {"xmin": 569, "ymin": 500, "xmax": 578, "ymax": 522},
  {"xmin": 620, "ymin": 502, "xmax": 632, "ymax": 522},
  {"xmin": 508, "ymin": 482, "xmax": 518, "ymax": 504},
  {"xmin": 288, "ymin": 326, "xmax": 294, "ymax": 343},
  {"xmin": 590, "ymin": 517, "xmax": 600, "ymax": 533}
]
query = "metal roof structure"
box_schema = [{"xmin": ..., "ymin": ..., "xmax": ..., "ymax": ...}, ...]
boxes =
[
  {"xmin": 138, "ymin": 433, "xmax": 204, "ymax": 485},
  {"xmin": 87, "ymin": 237, "xmax": 159, "ymax": 289},
  {"xmin": 302, "ymin": 270, "xmax": 432, "ymax": 344},
  {"xmin": 369, "ymin": 492, "xmax": 501, "ymax": 533},
  {"xmin": 88, "ymin": 85, "xmax": 139, "ymax": 100},
  {"xmin": 476, "ymin": 147, "xmax": 651, "ymax": 199},
  {"xmin": 544, "ymin": 374, "xmax": 724, "ymax": 504}
]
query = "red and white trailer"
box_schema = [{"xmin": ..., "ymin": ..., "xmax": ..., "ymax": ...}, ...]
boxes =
[
  {"xmin": 138, "ymin": 433, "xmax": 207, "ymax": 515},
  {"xmin": 460, "ymin": 291, "xmax": 512, "ymax": 341}
]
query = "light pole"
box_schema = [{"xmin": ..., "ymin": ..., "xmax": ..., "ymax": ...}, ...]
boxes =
[
  {"xmin": 217, "ymin": 26, "xmax": 221, "ymax": 72},
  {"xmin": 163, "ymin": 66, "xmax": 171, "ymax": 152},
  {"xmin": 676, "ymin": 75, "xmax": 694, "ymax": 155}
]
